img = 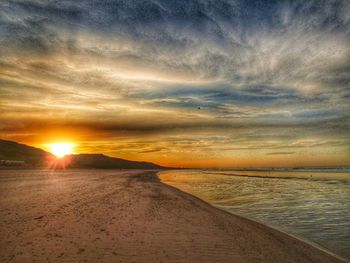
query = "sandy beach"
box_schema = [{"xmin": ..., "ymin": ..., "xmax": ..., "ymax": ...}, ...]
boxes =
[{"xmin": 0, "ymin": 169, "xmax": 344, "ymax": 263}]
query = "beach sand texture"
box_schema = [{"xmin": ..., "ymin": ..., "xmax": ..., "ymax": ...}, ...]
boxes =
[{"xmin": 0, "ymin": 170, "xmax": 344, "ymax": 263}]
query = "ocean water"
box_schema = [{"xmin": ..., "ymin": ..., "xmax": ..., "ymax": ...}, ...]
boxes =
[{"xmin": 159, "ymin": 168, "xmax": 350, "ymax": 260}]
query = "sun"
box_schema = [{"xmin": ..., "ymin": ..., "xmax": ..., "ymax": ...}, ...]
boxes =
[{"xmin": 49, "ymin": 143, "xmax": 75, "ymax": 158}]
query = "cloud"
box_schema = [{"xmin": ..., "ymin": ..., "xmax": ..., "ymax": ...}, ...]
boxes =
[
  {"xmin": 266, "ymin": 152, "xmax": 295, "ymax": 155},
  {"xmin": 0, "ymin": 0, "xmax": 349, "ymax": 166}
]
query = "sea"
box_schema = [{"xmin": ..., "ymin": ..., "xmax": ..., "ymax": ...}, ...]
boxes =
[{"xmin": 159, "ymin": 168, "xmax": 350, "ymax": 260}]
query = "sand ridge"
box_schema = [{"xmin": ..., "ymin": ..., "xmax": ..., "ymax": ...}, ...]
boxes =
[{"xmin": 0, "ymin": 169, "xmax": 345, "ymax": 262}]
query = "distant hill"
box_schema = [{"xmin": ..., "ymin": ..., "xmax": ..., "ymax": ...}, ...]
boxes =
[
  {"xmin": 0, "ymin": 139, "xmax": 55, "ymax": 167},
  {"xmin": 61, "ymin": 154, "xmax": 163, "ymax": 169},
  {"xmin": 0, "ymin": 139, "xmax": 164, "ymax": 169}
]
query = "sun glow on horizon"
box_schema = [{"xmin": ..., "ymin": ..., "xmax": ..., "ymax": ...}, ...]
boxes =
[{"xmin": 49, "ymin": 143, "xmax": 75, "ymax": 158}]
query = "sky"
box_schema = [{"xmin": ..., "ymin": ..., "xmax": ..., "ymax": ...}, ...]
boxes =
[{"xmin": 0, "ymin": 0, "xmax": 349, "ymax": 167}]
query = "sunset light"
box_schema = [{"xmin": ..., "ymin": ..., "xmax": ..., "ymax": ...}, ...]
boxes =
[
  {"xmin": 0, "ymin": 1, "xmax": 349, "ymax": 262},
  {"xmin": 49, "ymin": 143, "xmax": 75, "ymax": 158}
]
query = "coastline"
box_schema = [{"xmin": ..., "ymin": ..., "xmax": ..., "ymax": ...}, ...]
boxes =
[
  {"xmin": 0, "ymin": 169, "xmax": 346, "ymax": 262},
  {"xmin": 216, "ymin": 206, "xmax": 347, "ymax": 262},
  {"xmin": 156, "ymin": 171, "xmax": 347, "ymax": 263}
]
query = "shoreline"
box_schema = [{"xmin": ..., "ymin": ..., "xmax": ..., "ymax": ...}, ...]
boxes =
[
  {"xmin": 156, "ymin": 171, "xmax": 347, "ymax": 263},
  {"xmin": 216, "ymin": 206, "xmax": 347, "ymax": 262},
  {"xmin": 0, "ymin": 169, "xmax": 346, "ymax": 262}
]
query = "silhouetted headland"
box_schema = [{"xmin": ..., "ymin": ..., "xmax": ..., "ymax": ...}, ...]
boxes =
[{"xmin": 0, "ymin": 140, "xmax": 164, "ymax": 169}]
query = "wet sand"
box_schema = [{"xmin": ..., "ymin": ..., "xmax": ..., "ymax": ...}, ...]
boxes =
[{"xmin": 0, "ymin": 169, "xmax": 344, "ymax": 262}]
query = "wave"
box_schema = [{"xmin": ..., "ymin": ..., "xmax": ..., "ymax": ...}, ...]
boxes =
[{"xmin": 203, "ymin": 171, "xmax": 350, "ymax": 184}]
